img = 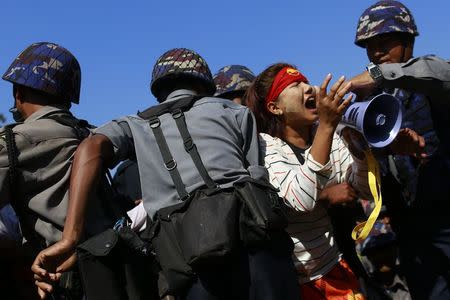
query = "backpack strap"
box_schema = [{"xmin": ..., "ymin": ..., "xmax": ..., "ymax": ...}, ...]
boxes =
[
  {"xmin": 139, "ymin": 95, "xmax": 218, "ymax": 201},
  {"xmin": 171, "ymin": 109, "xmax": 217, "ymax": 190},
  {"xmin": 148, "ymin": 116, "xmax": 190, "ymax": 200},
  {"xmin": 137, "ymin": 95, "xmax": 200, "ymax": 120},
  {"xmin": 44, "ymin": 112, "xmax": 93, "ymax": 140}
]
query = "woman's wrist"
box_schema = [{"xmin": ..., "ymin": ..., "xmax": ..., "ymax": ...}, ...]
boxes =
[{"xmin": 317, "ymin": 122, "xmax": 336, "ymax": 134}]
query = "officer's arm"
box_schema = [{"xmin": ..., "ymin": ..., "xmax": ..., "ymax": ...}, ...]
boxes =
[
  {"xmin": 31, "ymin": 134, "xmax": 115, "ymax": 296},
  {"xmin": 63, "ymin": 134, "xmax": 114, "ymax": 246},
  {"xmin": 380, "ymin": 55, "xmax": 450, "ymax": 105},
  {"xmin": 347, "ymin": 56, "xmax": 450, "ymax": 107}
]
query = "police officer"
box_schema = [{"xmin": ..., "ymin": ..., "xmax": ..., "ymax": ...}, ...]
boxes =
[
  {"xmin": 344, "ymin": 1, "xmax": 450, "ymax": 298},
  {"xmin": 0, "ymin": 42, "xmax": 114, "ymax": 299},
  {"xmin": 213, "ymin": 65, "xmax": 255, "ymax": 104},
  {"xmin": 35, "ymin": 48, "xmax": 300, "ymax": 300},
  {"xmin": 111, "ymin": 66, "xmax": 257, "ymax": 205}
]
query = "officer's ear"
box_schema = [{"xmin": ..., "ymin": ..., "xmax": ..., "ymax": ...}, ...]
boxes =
[
  {"xmin": 13, "ymin": 84, "xmax": 25, "ymax": 105},
  {"xmin": 403, "ymin": 36, "xmax": 415, "ymax": 61},
  {"xmin": 396, "ymin": 32, "xmax": 414, "ymax": 61}
]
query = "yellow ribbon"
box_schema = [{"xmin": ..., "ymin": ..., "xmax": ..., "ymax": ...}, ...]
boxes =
[{"xmin": 351, "ymin": 150, "xmax": 382, "ymax": 241}]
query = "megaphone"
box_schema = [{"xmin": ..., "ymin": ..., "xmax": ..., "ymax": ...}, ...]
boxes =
[{"xmin": 340, "ymin": 93, "xmax": 402, "ymax": 148}]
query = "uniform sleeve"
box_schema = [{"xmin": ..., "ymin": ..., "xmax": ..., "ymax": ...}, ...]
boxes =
[
  {"xmin": 94, "ymin": 119, "xmax": 135, "ymax": 168},
  {"xmin": 239, "ymin": 109, "xmax": 269, "ymax": 181},
  {"xmin": 262, "ymin": 134, "xmax": 332, "ymax": 212},
  {"xmin": 380, "ymin": 55, "xmax": 450, "ymax": 107}
]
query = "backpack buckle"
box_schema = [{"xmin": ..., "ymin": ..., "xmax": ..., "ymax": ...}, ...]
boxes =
[
  {"xmin": 171, "ymin": 109, "xmax": 183, "ymax": 119},
  {"xmin": 149, "ymin": 117, "xmax": 161, "ymax": 128},
  {"xmin": 165, "ymin": 159, "xmax": 177, "ymax": 171}
]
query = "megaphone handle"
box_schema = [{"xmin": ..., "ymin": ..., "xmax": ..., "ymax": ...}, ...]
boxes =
[{"xmin": 351, "ymin": 150, "xmax": 383, "ymax": 241}]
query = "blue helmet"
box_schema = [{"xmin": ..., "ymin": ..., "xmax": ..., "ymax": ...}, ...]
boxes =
[
  {"xmin": 213, "ymin": 65, "xmax": 255, "ymax": 98},
  {"xmin": 360, "ymin": 221, "xmax": 396, "ymax": 256},
  {"xmin": 150, "ymin": 48, "xmax": 215, "ymax": 100},
  {"xmin": 355, "ymin": 1, "xmax": 418, "ymax": 48},
  {"xmin": 2, "ymin": 42, "xmax": 81, "ymax": 103}
]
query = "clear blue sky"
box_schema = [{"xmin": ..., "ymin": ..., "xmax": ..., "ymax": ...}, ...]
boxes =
[{"xmin": 1, "ymin": 0, "xmax": 449, "ymax": 126}]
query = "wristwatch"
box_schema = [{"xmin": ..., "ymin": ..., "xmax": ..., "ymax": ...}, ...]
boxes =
[{"xmin": 366, "ymin": 62, "xmax": 383, "ymax": 85}]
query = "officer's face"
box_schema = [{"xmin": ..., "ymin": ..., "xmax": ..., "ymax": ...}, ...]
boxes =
[
  {"xmin": 10, "ymin": 85, "xmax": 25, "ymax": 122},
  {"xmin": 12, "ymin": 85, "xmax": 20, "ymax": 109},
  {"xmin": 365, "ymin": 33, "xmax": 413, "ymax": 65}
]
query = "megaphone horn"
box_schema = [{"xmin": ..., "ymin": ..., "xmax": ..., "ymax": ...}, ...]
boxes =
[{"xmin": 340, "ymin": 93, "xmax": 403, "ymax": 148}]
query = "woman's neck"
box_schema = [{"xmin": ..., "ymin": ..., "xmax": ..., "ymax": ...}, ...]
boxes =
[{"xmin": 283, "ymin": 124, "xmax": 312, "ymax": 149}]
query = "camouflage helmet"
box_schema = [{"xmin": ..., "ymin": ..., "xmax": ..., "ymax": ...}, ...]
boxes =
[
  {"xmin": 355, "ymin": 0, "xmax": 419, "ymax": 48},
  {"xmin": 150, "ymin": 48, "xmax": 215, "ymax": 100},
  {"xmin": 2, "ymin": 42, "xmax": 81, "ymax": 104},
  {"xmin": 213, "ymin": 65, "xmax": 255, "ymax": 98},
  {"xmin": 360, "ymin": 221, "xmax": 396, "ymax": 256}
]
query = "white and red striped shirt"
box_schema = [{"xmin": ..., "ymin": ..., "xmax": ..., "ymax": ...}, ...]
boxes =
[{"xmin": 259, "ymin": 132, "xmax": 370, "ymax": 283}]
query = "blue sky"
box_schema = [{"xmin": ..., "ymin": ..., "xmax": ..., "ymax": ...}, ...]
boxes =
[{"xmin": 1, "ymin": 0, "xmax": 449, "ymax": 126}]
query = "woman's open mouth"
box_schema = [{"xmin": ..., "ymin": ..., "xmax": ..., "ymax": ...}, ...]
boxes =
[{"xmin": 305, "ymin": 96, "xmax": 316, "ymax": 109}]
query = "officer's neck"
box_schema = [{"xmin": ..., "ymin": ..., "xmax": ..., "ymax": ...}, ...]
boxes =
[{"xmin": 18, "ymin": 101, "xmax": 48, "ymax": 120}]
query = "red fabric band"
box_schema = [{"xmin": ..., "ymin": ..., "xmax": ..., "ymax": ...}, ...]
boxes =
[{"xmin": 265, "ymin": 67, "xmax": 309, "ymax": 106}]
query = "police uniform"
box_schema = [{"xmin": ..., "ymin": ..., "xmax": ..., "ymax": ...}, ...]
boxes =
[
  {"xmin": 96, "ymin": 89, "xmax": 266, "ymax": 218},
  {"xmin": 0, "ymin": 42, "xmax": 117, "ymax": 299},
  {"xmin": 0, "ymin": 105, "xmax": 113, "ymax": 245},
  {"xmin": 355, "ymin": 2, "xmax": 450, "ymax": 298},
  {"xmin": 0, "ymin": 42, "xmax": 114, "ymax": 247},
  {"xmin": 377, "ymin": 55, "xmax": 450, "ymax": 300}
]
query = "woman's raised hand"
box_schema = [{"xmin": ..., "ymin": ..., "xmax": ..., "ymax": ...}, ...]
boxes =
[{"xmin": 317, "ymin": 74, "xmax": 353, "ymax": 129}]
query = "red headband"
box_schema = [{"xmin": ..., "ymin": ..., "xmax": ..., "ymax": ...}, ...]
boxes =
[{"xmin": 265, "ymin": 67, "xmax": 309, "ymax": 106}]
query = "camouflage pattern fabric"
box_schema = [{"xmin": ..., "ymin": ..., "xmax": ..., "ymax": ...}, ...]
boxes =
[
  {"xmin": 358, "ymin": 199, "xmax": 396, "ymax": 255},
  {"xmin": 2, "ymin": 42, "xmax": 81, "ymax": 103},
  {"xmin": 213, "ymin": 65, "xmax": 255, "ymax": 97},
  {"xmin": 389, "ymin": 88, "xmax": 440, "ymax": 204},
  {"xmin": 150, "ymin": 48, "xmax": 215, "ymax": 99},
  {"xmin": 355, "ymin": 0, "xmax": 418, "ymax": 48}
]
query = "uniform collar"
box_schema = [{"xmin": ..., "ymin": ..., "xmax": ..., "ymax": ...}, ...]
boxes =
[
  {"xmin": 164, "ymin": 89, "xmax": 198, "ymax": 103},
  {"xmin": 24, "ymin": 105, "xmax": 71, "ymax": 123}
]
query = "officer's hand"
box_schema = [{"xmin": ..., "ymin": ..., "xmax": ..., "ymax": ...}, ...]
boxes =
[
  {"xmin": 31, "ymin": 239, "xmax": 77, "ymax": 299},
  {"xmin": 341, "ymin": 71, "xmax": 377, "ymax": 100},
  {"xmin": 319, "ymin": 183, "xmax": 357, "ymax": 205},
  {"xmin": 389, "ymin": 128, "xmax": 426, "ymax": 158}
]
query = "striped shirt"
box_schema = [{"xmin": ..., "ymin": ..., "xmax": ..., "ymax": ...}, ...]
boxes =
[{"xmin": 259, "ymin": 132, "xmax": 371, "ymax": 283}]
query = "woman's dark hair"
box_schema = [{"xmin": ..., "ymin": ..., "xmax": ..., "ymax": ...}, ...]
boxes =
[{"xmin": 243, "ymin": 63, "xmax": 294, "ymax": 139}]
